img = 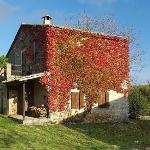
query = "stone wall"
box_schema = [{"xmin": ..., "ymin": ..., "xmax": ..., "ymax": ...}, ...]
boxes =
[
  {"xmin": 0, "ymin": 84, "xmax": 8, "ymax": 114},
  {"xmin": 34, "ymin": 80, "xmax": 47, "ymax": 106},
  {"xmin": 0, "ymin": 82, "xmax": 128, "ymax": 123},
  {"xmin": 48, "ymin": 90, "xmax": 128, "ymax": 123},
  {"xmin": 8, "ymin": 27, "xmax": 43, "ymax": 76},
  {"xmin": 0, "ymin": 84, "xmax": 18, "ymax": 115},
  {"xmin": 85, "ymin": 90, "xmax": 128, "ymax": 123},
  {"xmin": 8, "ymin": 88, "xmax": 18, "ymax": 115},
  {"xmin": 8, "ymin": 30, "xmax": 25, "ymax": 71}
]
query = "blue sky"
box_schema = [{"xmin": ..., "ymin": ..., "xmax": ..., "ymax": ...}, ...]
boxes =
[{"xmin": 0, "ymin": 0, "xmax": 150, "ymax": 84}]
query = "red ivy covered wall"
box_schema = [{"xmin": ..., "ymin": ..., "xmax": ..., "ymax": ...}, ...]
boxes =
[{"xmin": 23, "ymin": 25, "xmax": 129, "ymax": 112}]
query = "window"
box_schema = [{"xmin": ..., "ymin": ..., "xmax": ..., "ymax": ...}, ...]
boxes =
[
  {"xmin": 71, "ymin": 90, "xmax": 109, "ymax": 109},
  {"xmin": 14, "ymin": 51, "xmax": 20, "ymax": 65},
  {"xmin": 97, "ymin": 91, "xmax": 109, "ymax": 107},
  {"xmin": 71, "ymin": 91, "xmax": 85, "ymax": 109},
  {"xmin": 34, "ymin": 41, "xmax": 41, "ymax": 64}
]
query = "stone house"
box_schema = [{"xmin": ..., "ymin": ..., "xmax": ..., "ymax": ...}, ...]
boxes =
[{"xmin": 0, "ymin": 16, "xmax": 129, "ymax": 124}]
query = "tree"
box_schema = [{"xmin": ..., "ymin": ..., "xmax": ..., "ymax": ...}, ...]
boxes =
[
  {"xmin": 0, "ymin": 55, "xmax": 8, "ymax": 77},
  {"xmin": 65, "ymin": 13, "xmax": 144, "ymax": 83}
]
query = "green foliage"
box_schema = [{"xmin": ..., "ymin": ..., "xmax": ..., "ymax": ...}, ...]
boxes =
[
  {"xmin": 0, "ymin": 55, "xmax": 8, "ymax": 69},
  {"xmin": 128, "ymin": 84, "xmax": 150, "ymax": 118},
  {"xmin": 0, "ymin": 115, "xmax": 150, "ymax": 150}
]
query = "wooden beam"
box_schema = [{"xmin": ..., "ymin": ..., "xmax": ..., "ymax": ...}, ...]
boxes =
[{"xmin": 22, "ymin": 82, "xmax": 26, "ymax": 120}]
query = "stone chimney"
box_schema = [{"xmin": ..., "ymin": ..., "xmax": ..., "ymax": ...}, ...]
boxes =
[{"xmin": 42, "ymin": 15, "xmax": 52, "ymax": 25}]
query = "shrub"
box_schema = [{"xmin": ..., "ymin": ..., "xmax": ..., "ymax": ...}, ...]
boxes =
[
  {"xmin": 128, "ymin": 85, "xmax": 150, "ymax": 119},
  {"xmin": 0, "ymin": 55, "xmax": 8, "ymax": 69}
]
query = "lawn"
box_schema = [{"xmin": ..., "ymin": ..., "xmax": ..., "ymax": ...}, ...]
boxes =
[{"xmin": 0, "ymin": 115, "xmax": 150, "ymax": 150}]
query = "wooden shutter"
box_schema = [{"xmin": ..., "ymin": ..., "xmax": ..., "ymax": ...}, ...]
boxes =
[
  {"xmin": 71, "ymin": 92, "xmax": 79, "ymax": 109},
  {"xmin": 98, "ymin": 91, "xmax": 106, "ymax": 106},
  {"xmin": 79, "ymin": 91, "xmax": 85, "ymax": 109},
  {"xmin": 98, "ymin": 91, "xmax": 109, "ymax": 107}
]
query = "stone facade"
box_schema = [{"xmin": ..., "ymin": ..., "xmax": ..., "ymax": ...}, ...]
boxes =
[
  {"xmin": 46, "ymin": 90, "xmax": 128, "ymax": 124},
  {"xmin": 1, "ymin": 24, "xmax": 129, "ymax": 124},
  {"xmin": 85, "ymin": 90, "xmax": 128, "ymax": 123},
  {"xmin": 0, "ymin": 76, "xmax": 128, "ymax": 123},
  {"xmin": 8, "ymin": 29, "xmax": 25, "ymax": 76},
  {"xmin": 7, "ymin": 27, "xmax": 43, "ymax": 76},
  {"xmin": 0, "ymin": 84, "xmax": 8, "ymax": 114},
  {"xmin": 34, "ymin": 79, "xmax": 47, "ymax": 106},
  {"xmin": 1, "ymin": 82, "xmax": 128, "ymax": 123},
  {"xmin": 8, "ymin": 88, "xmax": 18, "ymax": 115},
  {"xmin": 0, "ymin": 83, "xmax": 18, "ymax": 115}
]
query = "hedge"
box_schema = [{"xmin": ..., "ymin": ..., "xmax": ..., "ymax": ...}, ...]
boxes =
[{"xmin": 128, "ymin": 84, "xmax": 150, "ymax": 118}]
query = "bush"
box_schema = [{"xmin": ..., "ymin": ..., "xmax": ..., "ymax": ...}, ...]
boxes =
[
  {"xmin": 128, "ymin": 85, "xmax": 150, "ymax": 119},
  {"xmin": 0, "ymin": 55, "xmax": 8, "ymax": 69}
]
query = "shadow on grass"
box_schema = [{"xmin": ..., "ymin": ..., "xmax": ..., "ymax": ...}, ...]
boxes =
[
  {"xmin": 0, "ymin": 115, "xmax": 149, "ymax": 150},
  {"xmin": 63, "ymin": 115, "xmax": 150, "ymax": 150},
  {"xmin": 61, "ymin": 96, "xmax": 150, "ymax": 149}
]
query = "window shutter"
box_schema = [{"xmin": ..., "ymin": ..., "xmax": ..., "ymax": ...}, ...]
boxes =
[
  {"xmin": 98, "ymin": 91, "xmax": 105, "ymax": 106},
  {"xmin": 71, "ymin": 92, "xmax": 79, "ymax": 109},
  {"xmin": 79, "ymin": 91, "xmax": 85, "ymax": 109},
  {"xmin": 98, "ymin": 91, "xmax": 109, "ymax": 107}
]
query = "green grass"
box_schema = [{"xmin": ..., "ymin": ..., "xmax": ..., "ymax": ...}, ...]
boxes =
[{"xmin": 0, "ymin": 115, "xmax": 150, "ymax": 150}]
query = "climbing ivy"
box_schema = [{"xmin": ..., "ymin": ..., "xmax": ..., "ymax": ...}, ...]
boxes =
[{"xmin": 23, "ymin": 25, "xmax": 129, "ymax": 112}]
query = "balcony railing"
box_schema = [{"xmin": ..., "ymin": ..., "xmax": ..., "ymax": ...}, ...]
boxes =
[
  {"xmin": 6, "ymin": 63, "xmax": 43, "ymax": 77},
  {"xmin": 11, "ymin": 64, "xmax": 22, "ymax": 76}
]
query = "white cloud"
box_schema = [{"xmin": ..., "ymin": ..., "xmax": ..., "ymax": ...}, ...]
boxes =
[
  {"xmin": 0, "ymin": 0, "xmax": 17, "ymax": 19},
  {"xmin": 77, "ymin": 0, "xmax": 118, "ymax": 6}
]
